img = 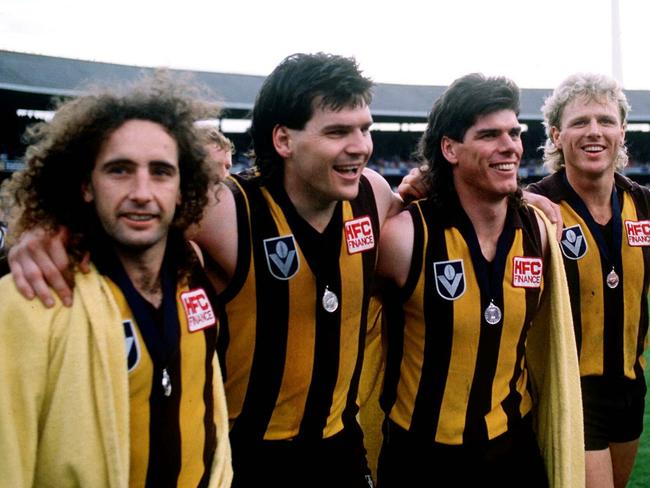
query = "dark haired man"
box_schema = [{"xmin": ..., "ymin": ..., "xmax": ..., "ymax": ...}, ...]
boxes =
[
  {"xmin": 375, "ymin": 73, "xmax": 584, "ymax": 487},
  {"xmin": 0, "ymin": 77, "xmax": 231, "ymax": 487},
  {"xmin": 194, "ymin": 52, "xmax": 401, "ymax": 487}
]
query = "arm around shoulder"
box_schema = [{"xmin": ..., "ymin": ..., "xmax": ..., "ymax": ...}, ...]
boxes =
[
  {"xmin": 377, "ymin": 209, "xmax": 414, "ymax": 288},
  {"xmin": 188, "ymin": 182, "xmax": 239, "ymax": 293},
  {"xmin": 362, "ymin": 167, "xmax": 404, "ymax": 226}
]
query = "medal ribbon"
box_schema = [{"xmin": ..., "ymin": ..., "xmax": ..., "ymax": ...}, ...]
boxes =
[
  {"xmin": 562, "ymin": 174, "xmax": 622, "ymax": 283},
  {"xmin": 95, "ymin": 243, "xmax": 181, "ymax": 396},
  {"xmin": 456, "ymin": 204, "xmax": 516, "ymax": 325}
]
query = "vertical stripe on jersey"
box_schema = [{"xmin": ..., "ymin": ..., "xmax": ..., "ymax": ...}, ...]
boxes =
[
  {"xmin": 146, "ymin": 342, "xmax": 182, "ymax": 486},
  {"xmin": 621, "ymin": 191, "xmax": 648, "ymax": 378},
  {"xmin": 106, "ymin": 274, "xmax": 217, "ymax": 488},
  {"xmin": 385, "ymin": 202, "xmax": 541, "ymax": 445},
  {"xmin": 123, "ymin": 313, "xmax": 154, "ymax": 488},
  {"xmin": 217, "ymin": 177, "xmax": 256, "ymax": 426},
  {"xmin": 265, "ymin": 190, "xmax": 320, "ymax": 438},
  {"xmin": 562, "ymin": 202, "xmax": 606, "ymax": 376},
  {"xmin": 501, "ymin": 212, "xmax": 540, "ymax": 430},
  {"xmin": 532, "ymin": 172, "xmax": 650, "ymax": 382},
  {"xmin": 223, "ymin": 175, "xmax": 377, "ymax": 441},
  {"xmin": 230, "ymin": 185, "xmax": 292, "ymax": 441},
  {"xmin": 563, "ymin": 193, "xmax": 640, "ymax": 379},
  {"xmin": 429, "ymin": 226, "xmax": 481, "ymax": 444},
  {"xmin": 225, "ymin": 175, "xmax": 377, "ymax": 441},
  {"xmin": 342, "ymin": 195, "xmax": 380, "ymax": 434}
]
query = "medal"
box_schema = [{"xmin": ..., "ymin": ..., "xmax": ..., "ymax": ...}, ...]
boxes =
[
  {"xmin": 606, "ymin": 268, "xmax": 619, "ymax": 289},
  {"xmin": 322, "ymin": 286, "xmax": 339, "ymax": 313},
  {"xmin": 484, "ymin": 301, "xmax": 502, "ymax": 325},
  {"xmin": 162, "ymin": 368, "xmax": 172, "ymax": 397}
]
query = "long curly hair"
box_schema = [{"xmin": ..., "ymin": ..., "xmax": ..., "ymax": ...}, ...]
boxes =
[{"xmin": 8, "ymin": 71, "xmax": 220, "ymax": 268}]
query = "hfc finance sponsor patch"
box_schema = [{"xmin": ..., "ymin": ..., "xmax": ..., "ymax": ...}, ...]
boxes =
[
  {"xmin": 625, "ymin": 219, "xmax": 650, "ymax": 246},
  {"xmin": 181, "ymin": 288, "xmax": 217, "ymax": 332},
  {"xmin": 344, "ymin": 215, "xmax": 375, "ymax": 254},
  {"xmin": 512, "ymin": 256, "xmax": 543, "ymax": 288}
]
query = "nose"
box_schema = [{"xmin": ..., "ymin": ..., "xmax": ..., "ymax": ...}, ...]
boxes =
[
  {"xmin": 498, "ymin": 133, "xmax": 522, "ymax": 155},
  {"xmin": 586, "ymin": 118, "xmax": 602, "ymax": 137},
  {"xmin": 129, "ymin": 170, "xmax": 153, "ymax": 203},
  {"xmin": 346, "ymin": 129, "xmax": 373, "ymax": 158}
]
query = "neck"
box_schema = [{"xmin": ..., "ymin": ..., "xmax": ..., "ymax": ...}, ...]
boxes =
[
  {"xmin": 456, "ymin": 186, "xmax": 509, "ymax": 262},
  {"xmin": 283, "ymin": 176, "xmax": 337, "ymax": 233},
  {"xmin": 565, "ymin": 167, "xmax": 615, "ymax": 224},
  {"xmin": 115, "ymin": 242, "xmax": 166, "ymax": 308}
]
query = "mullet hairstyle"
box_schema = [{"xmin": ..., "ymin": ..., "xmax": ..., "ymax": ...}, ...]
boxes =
[
  {"xmin": 418, "ymin": 73, "xmax": 522, "ymax": 208},
  {"xmin": 541, "ymin": 72, "xmax": 630, "ymax": 172},
  {"xmin": 250, "ymin": 52, "xmax": 373, "ymax": 180}
]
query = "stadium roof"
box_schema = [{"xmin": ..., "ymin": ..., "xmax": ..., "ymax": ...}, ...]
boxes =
[{"xmin": 2, "ymin": 49, "xmax": 650, "ymax": 122}]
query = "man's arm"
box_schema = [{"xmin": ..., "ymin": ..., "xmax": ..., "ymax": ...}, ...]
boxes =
[
  {"xmin": 389, "ymin": 165, "xmax": 564, "ymax": 234},
  {"xmin": 9, "ymin": 183, "xmax": 239, "ymax": 307},
  {"xmin": 362, "ymin": 167, "xmax": 404, "ymax": 226},
  {"xmin": 8, "ymin": 228, "xmax": 78, "ymax": 307},
  {"xmin": 523, "ymin": 190, "xmax": 563, "ymax": 240},
  {"xmin": 187, "ymin": 182, "xmax": 239, "ymax": 294},
  {"xmin": 396, "ymin": 165, "xmax": 430, "ymax": 203},
  {"xmin": 376, "ymin": 209, "xmax": 415, "ymax": 288}
]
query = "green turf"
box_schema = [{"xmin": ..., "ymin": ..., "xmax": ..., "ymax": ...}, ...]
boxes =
[{"xmin": 628, "ymin": 348, "xmax": 650, "ymax": 487}]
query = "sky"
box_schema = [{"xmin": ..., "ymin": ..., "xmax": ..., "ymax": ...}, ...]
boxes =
[{"xmin": 2, "ymin": 0, "xmax": 649, "ymax": 90}]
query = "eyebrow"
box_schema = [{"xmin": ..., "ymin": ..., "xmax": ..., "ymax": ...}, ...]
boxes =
[
  {"xmin": 474, "ymin": 126, "xmax": 521, "ymax": 137},
  {"xmin": 322, "ymin": 121, "xmax": 373, "ymax": 131},
  {"xmin": 99, "ymin": 158, "xmax": 178, "ymax": 170}
]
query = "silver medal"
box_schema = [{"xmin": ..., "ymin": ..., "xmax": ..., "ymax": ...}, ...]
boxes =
[
  {"xmin": 322, "ymin": 286, "xmax": 339, "ymax": 313},
  {"xmin": 606, "ymin": 268, "xmax": 619, "ymax": 289},
  {"xmin": 484, "ymin": 301, "xmax": 502, "ymax": 325},
  {"xmin": 162, "ymin": 368, "xmax": 172, "ymax": 397}
]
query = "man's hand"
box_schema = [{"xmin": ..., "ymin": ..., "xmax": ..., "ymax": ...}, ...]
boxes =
[
  {"xmin": 522, "ymin": 190, "xmax": 563, "ymax": 240},
  {"xmin": 7, "ymin": 227, "xmax": 86, "ymax": 307},
  {"xmin": 397, "ymin": 165, "xmax": 430, "ymax": 204}
]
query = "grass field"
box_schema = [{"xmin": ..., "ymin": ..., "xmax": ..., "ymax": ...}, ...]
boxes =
[{"xmin": 627, "ymin": 347, "xmax": 650, "ymax": 487}]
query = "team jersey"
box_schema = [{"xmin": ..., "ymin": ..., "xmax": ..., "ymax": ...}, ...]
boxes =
[
  {"xmin": 217, "ymin": 173, "xmax": 379, "ymax": 442},
  {"xmin": 95, "ymin": 236, "xmax": 221, "ymax": 488},
  {"xmin": 381, "ymin": 198, "xmax": 545, "ymax": 445},
  {"xmin": 528, "ymin": 171, "xmax": 650, "ymax": 380}
]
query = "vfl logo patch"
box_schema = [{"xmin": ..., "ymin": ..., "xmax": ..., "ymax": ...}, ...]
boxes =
[
  {"xmin": 181, "ymin": 288, "xmax": 217, "ymax": 332},
  {"xmin": 264, "ymin": 235, "xmax": 299, "ymax": 280},
  {"xmin": 434, "ymin": 259, "xmax": 466, "ymax": 300},
  {"xmin": 512, "ymin": 256, "xmax": 543, "ymax": 288},
  {"xmin": 344, "ymin": 215, "xmax": 375, "ymax": 254},
  {"xmin": 123, "ymin": 320, "xmax": 140, "ymax": 372},
  {"xmin": 625, "ymin": 219, "xmax": 650, "ymax": 247},
  {"xmin": 561, "ymin": 224, "xmax": 588, "ymax": 260}
]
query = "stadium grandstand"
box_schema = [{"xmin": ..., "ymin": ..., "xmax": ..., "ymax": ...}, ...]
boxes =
[{"xmin": 2, "ymin": 49, "xmax": 650, "ymax": 188}]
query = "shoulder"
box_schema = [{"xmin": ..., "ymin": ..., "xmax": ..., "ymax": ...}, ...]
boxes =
[
  {"xmin": 362, "ymin": 167, "xmax": 404, "ymax": 224},
  {"xmin": 377, "ymin": 208, "xmax": 415, "ymax": 286},
  {"xmin": 616, "ymin": 172, "xmax": 650, "ymax": 197},
  {"xmin": 0, "ymin": 273, "xmax": 66, "ymax": 349},
  {"xmin": 526, "ymin": 172, "xmax": 563, "ymax": 199}
]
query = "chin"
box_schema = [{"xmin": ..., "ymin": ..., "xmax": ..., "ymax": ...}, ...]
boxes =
[{"xmin": 337, "ymin": 187, "xmax": 360, "ymax": 202}]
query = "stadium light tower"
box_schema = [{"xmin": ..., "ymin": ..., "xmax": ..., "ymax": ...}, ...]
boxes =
[{"xmin": 611, "ymin": 0, "xmax": 623, "ymax": 85}]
